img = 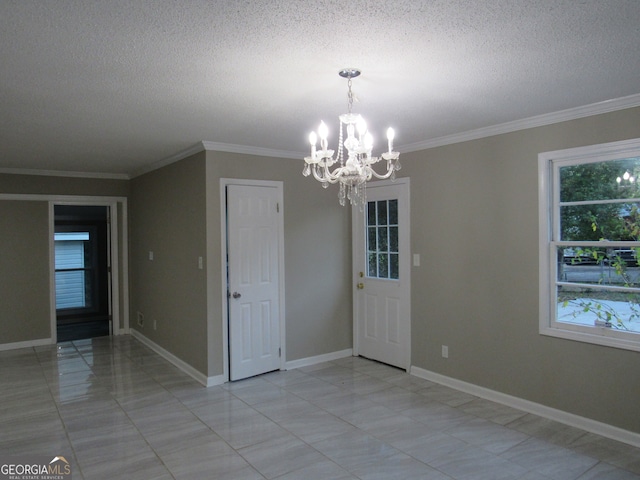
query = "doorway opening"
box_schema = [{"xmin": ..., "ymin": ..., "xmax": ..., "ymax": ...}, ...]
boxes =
[{"xmin": 54, "ymin": 205, "xmax": 111, "ymax": 342}]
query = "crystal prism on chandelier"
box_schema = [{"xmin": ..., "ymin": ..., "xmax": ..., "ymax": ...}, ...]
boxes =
[{"xmin": 303, "ymin": 69, "xmax": 401, "ymax": 206}]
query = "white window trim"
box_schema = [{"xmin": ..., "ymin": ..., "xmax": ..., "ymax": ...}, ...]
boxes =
[{"xmin": 538, "ymin": 138, "xmax": 640, "ymax": 352}]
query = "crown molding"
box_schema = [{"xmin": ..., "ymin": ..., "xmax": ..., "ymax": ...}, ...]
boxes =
[
  {"xmin": 201, "ymin": 141, "xmax": 303, "ymax": 160},
  {"xmin": 0, "ymin": 167, "xmax": 129, "ymax": 180},
  {"xmin": 129, "ymin": 141, "xmax": 304, "ymax": 179},
  {"xmin": 400, "ymin": 93, "xmax": 640, "ymax": 153},
  {"xmin": 129, "ymin": 143, "xmax": 206, "ymax": 178},
  {"xmin": 3, "ymin": 94, "xmax": 639, "ymax": 179}
]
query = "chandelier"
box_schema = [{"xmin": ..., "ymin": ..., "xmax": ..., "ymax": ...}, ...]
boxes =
[
  {"xmin": 303, "ymin": 69, "xmax": 401, "ymax": 206},
  {"xmin": 616, "ymin": 170, "xmax": 636, "ymax": 186}
]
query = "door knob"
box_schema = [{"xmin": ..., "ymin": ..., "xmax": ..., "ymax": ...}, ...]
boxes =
[
  {"xmin": 357, "ymin": 283, "xmax": 364, "ymax": 290},
  {"xmin": 232, "ymin": 292, "xmax": 241, "ymax": 299}
]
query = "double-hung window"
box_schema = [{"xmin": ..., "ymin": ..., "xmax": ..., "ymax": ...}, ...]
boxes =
[{"xmin": 539, "ymin": 138, "xmax": 640, "ymax": 351}]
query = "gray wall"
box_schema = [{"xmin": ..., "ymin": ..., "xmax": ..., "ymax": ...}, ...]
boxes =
[
  {"xmin": 204, "ymin": 151, "xmax": 353, "ymax": 376},
  {"xmin": 0, "ymin": 201, "xmax": 50, "ymax": 343},
  {"xmin": 0, "ymin": 173, "xmax": 129, "ymax": 197},
  {"xmin": 403, "ymin": 106, "xmax": 640, "ymax": 434},
  {"xmin": 130, "ymin": 153, "xmax": 209, "ymax": 374},
  {"xmin": 129, "ymin": 150, "xmax": 353, "ymax": 378},
  {"xmin": 0, "ymin": 174, "xmax": 130, "ymax": 344}
]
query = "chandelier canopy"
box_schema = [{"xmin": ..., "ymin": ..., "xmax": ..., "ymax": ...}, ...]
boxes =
[{"xmin": 303, "ymin": 69, "xmax": 401, "ymax": 206}]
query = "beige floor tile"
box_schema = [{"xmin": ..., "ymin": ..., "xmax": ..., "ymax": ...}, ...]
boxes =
[{"xmin": 2, "ymin": 335, "xmax": 639, "ymax": 480}]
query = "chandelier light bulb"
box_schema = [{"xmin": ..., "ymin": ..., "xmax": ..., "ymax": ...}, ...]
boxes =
[
  {"xmin": 364, "ymin": 132, "xmax": 374, "ymax": 151},
  {"xmin": 356, "ymin": 117, "xmax": 367, "ymax": 137},
  {"xmin": 308, "ymin": 131, "xmax": 317, "ymax": 158},
  {"xmin": 386, "ymin": 127, "xmax": 395, "ymax": 153},
  {"xmin": 317, "ymin": 121, "xmax": 330, "ymax": 152},
  {"xmin": 318, "ymin": 121, "xmax": 328, "ymax": 141}
]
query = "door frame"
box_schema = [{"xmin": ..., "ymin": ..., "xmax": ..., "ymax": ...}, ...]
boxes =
[
  {"xmin": 50, "ymin": 196, "xmax": 128, "ymax": 342},
  {"xmin": 219, "ymin": 178, "xmax": 286, "ymax": 382},
  {"xmin": 54, "ymin": 208, "xmax": 109, "ymax": 327},
  {"xmin": 352, "ymin": 178, "xmax": 411, "ymax": 370}
]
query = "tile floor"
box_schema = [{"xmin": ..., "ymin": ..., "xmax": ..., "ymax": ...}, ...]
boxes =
[{"xmin": 1, "ymin": 335, "xmax": 639, "ymax": 479}]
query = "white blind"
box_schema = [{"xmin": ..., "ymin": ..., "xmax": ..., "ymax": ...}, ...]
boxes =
[{"xmin": 54, "ymin": 239, "xmax": 87, "ymax": 309}]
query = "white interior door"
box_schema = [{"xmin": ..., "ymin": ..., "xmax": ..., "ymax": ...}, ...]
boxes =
[
  {"xmin": 227, "ymin": 184, "xmax": 282, "ymax": 381},
  {"xmin": 353, "ymin": 179, "xmax": 410, "ymax": 370}
]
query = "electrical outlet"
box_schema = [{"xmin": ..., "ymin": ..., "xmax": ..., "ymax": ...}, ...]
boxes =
[
  {"xmin": 442, "ymin": 345, "xmax": 449, "ymax": 358},
  {"xmin": 137, "ymin": 311, "xmax": 144, "ymax": 327}
]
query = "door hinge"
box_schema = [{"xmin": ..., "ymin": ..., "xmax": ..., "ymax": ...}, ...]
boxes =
[
  {"xmin": 276, "ymin": 202, "xmax": 280, "ymax": 213},
  {"xmin": 278, "ymin": 347, "xmax": 281, "ymax": 357}
]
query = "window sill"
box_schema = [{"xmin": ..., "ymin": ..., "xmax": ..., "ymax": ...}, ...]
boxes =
[{"xmin": 540, "ymin": 324, "xmax": 640, "ymax": 352}]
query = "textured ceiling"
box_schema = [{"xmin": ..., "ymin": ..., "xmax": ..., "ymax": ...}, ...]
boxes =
[{"xmin": 1, "ymin": 0, "xmax": 639, "ymax": 177}]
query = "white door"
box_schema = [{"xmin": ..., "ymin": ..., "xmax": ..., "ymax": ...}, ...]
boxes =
[
  {"xmin": 353, "ymin": 179, "xmax": 410, "ymax": 370},
  {"xmin": 227, "ymin": 184, "xmax": 282, "ymax": 381}
]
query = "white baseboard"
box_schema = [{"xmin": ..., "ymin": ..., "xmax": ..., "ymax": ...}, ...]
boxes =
[
  {"xmin": 0, "ymin": 337, "xmax": 52, "ymax": 351},
  {"xmin": 285, "ymin": 348, "xmax": 353, "ymax": 370},
  {"xmin": 130, "ymin": 329, "xmax": 223, "ymax": 387},
  {"xmin": 410, "ymin": 366, "xmax": 640, "ymax": 449}
]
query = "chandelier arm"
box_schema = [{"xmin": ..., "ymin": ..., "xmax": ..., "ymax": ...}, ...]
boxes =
[
  {"xmin": 310, "ymin": 164, "xmax": 342, "ymax": 184},
  {"xmin": 324, "ymin": 165, "xmax": 350, "ymax": 183},
  {"xmin": 310, "ymin": 165, "xmax": 328, "ymax": 183},
  {"xmin": 369, "ymin": 167, "xmax": 397, "ymax": 180}
]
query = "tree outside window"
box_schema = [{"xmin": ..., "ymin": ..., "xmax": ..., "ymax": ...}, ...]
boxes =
[{"xmin": 540, "ymin": 139, "xmax": 640, "ymax": 351}]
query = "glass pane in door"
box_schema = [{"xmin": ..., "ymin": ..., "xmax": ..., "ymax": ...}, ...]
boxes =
[{"xmin": 366, "ymin": 199, "xmax": 399, "ymax": 280}]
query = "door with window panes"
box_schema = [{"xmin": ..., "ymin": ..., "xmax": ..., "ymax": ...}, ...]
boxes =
[{"xmin": 353, "ymin": 179, "xmax": 410, "ymax": 370}]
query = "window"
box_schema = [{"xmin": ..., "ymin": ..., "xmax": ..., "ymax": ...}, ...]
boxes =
[
  {"xmin": 539, "ymin": 138, "xmax": 640, "ymax": 351},
  {"xmin": 54, "ymin": 231, "xmax": 92, "ymax": 310},
  {"xmin": 367, "ymin": 199, "xmax": 399, "ymax": 279}
]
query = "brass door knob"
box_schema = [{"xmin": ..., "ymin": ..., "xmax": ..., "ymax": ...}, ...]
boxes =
[{"xmin": 357, "ymin": 282, "xmax": 364, "ymax": 290}]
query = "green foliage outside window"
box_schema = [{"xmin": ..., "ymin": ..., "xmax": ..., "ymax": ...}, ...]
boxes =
[{"xmin": 558, "ymin": 157, "xmax": 640, "ymax": 330}]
